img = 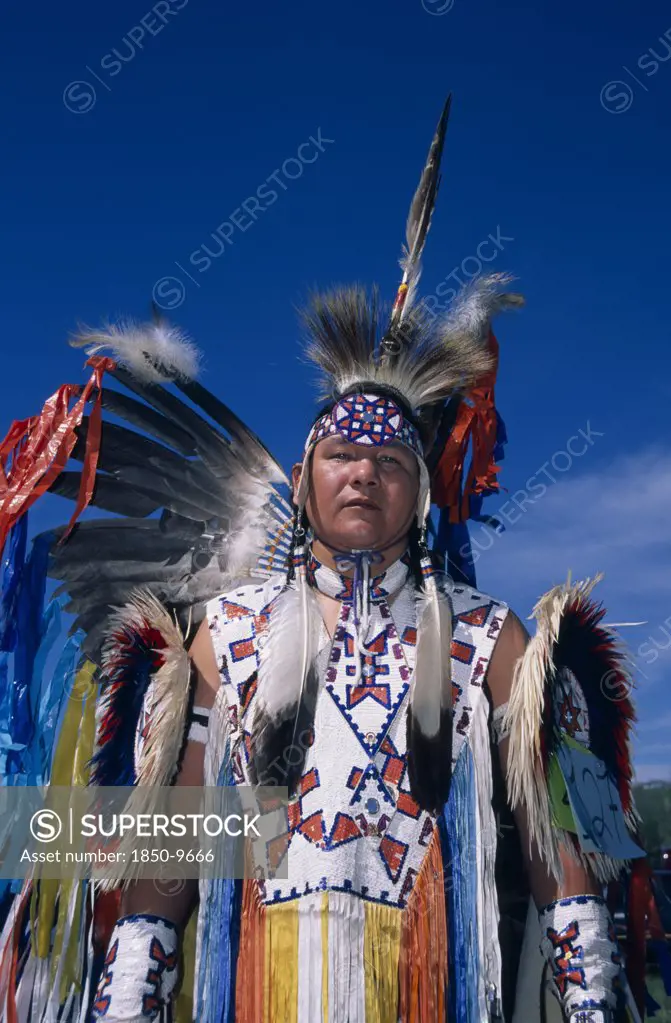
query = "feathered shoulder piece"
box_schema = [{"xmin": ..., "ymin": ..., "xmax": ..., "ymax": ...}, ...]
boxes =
[
  {"xmin": 503, "ymin": 574, "xmax": 642, "ymax": 883},
  {"xmin": 90, "ymin": 588, "xmax": 192, "ymax": 791}
]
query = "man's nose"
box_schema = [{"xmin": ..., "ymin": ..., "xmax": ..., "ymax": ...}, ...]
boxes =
[{"xmin": 351, "ymin": 457, "xmax": 379, "ymax": 484}]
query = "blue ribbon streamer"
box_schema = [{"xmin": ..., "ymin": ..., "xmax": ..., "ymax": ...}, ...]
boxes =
[
  {"xmin": 197, "ymin": 747, "xmax": 242, "ymax": 1023},
  {"xmin": 37, "ymin": 625, "xmax": 82, "ymax": 783},
  {"xmin": 9, "ymin": 531, "xmax": 54, "ymax": 763},
  {"xmin": 436, "ymin": 512, "xmax": 476, "ymax": 588},
  {"xmin": 440, "ymin": 743, "xmax": 480, "ymax": 1023},
  {"xmin": 0, "ymin": 516, "xmax": 28, "ymax": 653}
]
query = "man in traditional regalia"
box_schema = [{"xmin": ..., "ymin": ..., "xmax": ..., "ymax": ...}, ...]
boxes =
[{"xmin": 0, "ymin": 99, "xmax": 667, "ymax": 1023}]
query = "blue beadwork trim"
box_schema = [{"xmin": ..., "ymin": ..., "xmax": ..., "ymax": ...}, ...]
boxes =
[{"xmin": 539, "ymin": 894, "xmax": 607, "ymax": 916}]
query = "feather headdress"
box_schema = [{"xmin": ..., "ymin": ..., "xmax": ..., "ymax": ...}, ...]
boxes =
[{"xmin": 302, "ymin": 272, "xmax": 521, "ymax": 412}]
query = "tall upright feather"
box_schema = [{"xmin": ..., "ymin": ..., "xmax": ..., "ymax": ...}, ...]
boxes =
[{"xmin": 387, "ymin": 95, "xmax": 452, "ymax": 334}]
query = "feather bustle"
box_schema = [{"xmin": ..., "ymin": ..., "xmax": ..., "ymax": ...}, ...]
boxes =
[
  {"xmin": 93, "ymin": 589, "xmax": 193, "ymax": 890},
  {"xmin": 503, "ymin": 572, "xmax": 639, "ymax": 884}
]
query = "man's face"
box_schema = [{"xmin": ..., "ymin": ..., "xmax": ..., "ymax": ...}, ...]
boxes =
[{"xmin": 293, "ymin": 435, "xmax": 420, "ymax": 552}]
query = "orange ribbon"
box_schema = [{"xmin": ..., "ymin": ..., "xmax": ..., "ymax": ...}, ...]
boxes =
[
  {"xmin": 0, "ymin": 356, "xmax": 115, "ymax": 556},
  {"xmin": 431, "ymin": 331, "xmax": 502, "ymax": 522}
]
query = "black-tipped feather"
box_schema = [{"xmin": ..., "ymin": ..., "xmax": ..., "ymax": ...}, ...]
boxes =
[
  {"xmin": 99, "ymin": 389, "xmax": 197, "ymax": 456},
  {"xmin": 48, "ymin": 473, "xmax": 161, "ymax": 517},
  {"xmin": 406, "ymin": 707, "xmax": 453, "ymax": 814},
  {"xmin": 396, "ymin": 95, "xmax": 452, "ymax": 325}
]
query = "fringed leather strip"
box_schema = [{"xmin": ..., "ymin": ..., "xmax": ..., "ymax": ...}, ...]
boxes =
[
  {"xmin": 321, "ymin": 892, "xmax": 328, "ymax": 1023},
  {"xmin": 398, "ymin": 829, "xmax": 448, "ymax": 1023}
]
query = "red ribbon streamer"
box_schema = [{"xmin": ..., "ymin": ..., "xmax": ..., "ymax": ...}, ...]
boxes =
[
  {"xmin": 625, "ymin": 855, "xmax": 662, "ymax": 1018},
  {"xmin": 0, "ymin": 356, "xmax": 115, "ymax": 557},
  {"xmin": 431, "ymin": 330, "xmax": 502, "ymax": 521}
]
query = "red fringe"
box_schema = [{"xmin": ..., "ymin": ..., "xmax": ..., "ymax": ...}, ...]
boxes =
[{"xmin": 626, "ymin": 858, "xmax": 651, "ymax": 1017}]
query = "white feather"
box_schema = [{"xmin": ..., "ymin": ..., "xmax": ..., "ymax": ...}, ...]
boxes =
[
  {"xmin": 254, "ymin": 582, "xmax": 322, "ymax": 724},
  {"xmin": 442, "ymin": 272, "xmax": 523, "ymax": 341},
  {"xmin": 411, "ymin": 581, "xmax": 453, "ymax": 737},
  {"xmin": 70, "ymin": 319, "xmax": 201, "ymax": 384}
]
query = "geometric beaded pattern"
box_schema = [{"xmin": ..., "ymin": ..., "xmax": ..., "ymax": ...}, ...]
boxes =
[
  {"xmin": 305, "ymin": 392, "xmax": 423, "ymax": 458},
  {"xmin": 205, "ymin": 569, "xmax": 509, "ymax": 910},
  {"xmin": 539, "ymin": 895, "xmax": 621, "ymax": 1015}
]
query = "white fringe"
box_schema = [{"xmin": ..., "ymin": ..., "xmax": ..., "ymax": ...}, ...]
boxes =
[{"xmin": 471, "ymin": 700, "xmax": 503, "ymax": 1020}]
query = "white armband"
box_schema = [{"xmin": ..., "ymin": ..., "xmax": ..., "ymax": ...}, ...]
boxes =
[
  {"xmin": 186, "ymin": 703, "xmax": 211, "ymax": 745},
  {"xmin": 91, "ymin": 913, "xmax": 179, "ymax": 1021},
  {"xmin": 538, "ymin": 895, "xmax": 624, "ymax": 1023}
]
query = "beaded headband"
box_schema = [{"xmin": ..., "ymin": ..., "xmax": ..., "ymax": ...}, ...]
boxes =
[{"xmin": 304, "ymin": 392, "xmax": 424, "ymax": 460}]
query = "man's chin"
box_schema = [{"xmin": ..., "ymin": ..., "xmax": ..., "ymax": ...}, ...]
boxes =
[{"xmin": 327, "ymin": 524, "xmax": 388, "ymax": 552}]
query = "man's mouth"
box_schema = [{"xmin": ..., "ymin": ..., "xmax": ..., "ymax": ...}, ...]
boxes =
[{"xmin": 343, "ymin": 498, "xmax": 380, "ymax": 511}]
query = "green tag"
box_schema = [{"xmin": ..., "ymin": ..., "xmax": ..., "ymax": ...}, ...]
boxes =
[{"xmin": 548, "ymin": 752, "xmax": 577, "ymax": 832}]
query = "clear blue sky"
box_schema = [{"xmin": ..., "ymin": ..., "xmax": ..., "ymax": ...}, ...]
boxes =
[{"xmin": 2, "ymin": 0, "xmax": 670, "ymax": 779}]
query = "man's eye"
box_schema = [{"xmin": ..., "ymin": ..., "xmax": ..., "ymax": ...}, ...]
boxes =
[
  {"xmin": 380, "ymin": 455, "xmax": 400, "ymax": 465},
  {"xmin": 329, "ymin": 452, "xmax": 349, "ymax": 460}
]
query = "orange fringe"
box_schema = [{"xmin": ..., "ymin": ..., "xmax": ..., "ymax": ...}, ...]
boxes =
[
  {"xmin": 398, "ymin": 830, "xmax": 448, "ymax": 1022},
  {"xmin": 235, "ymin": 877, "xmax": 266, "ymax": 1022}
]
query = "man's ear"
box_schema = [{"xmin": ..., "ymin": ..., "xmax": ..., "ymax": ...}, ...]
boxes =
[{"xmin": 291, "ymin": 463, "xmax": 302, "ymax": 503}]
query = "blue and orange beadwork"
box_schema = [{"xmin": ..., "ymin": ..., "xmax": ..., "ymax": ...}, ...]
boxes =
[{"xmin": 306, "ymin": 392, "xmax": 423, "ymax": 459}]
